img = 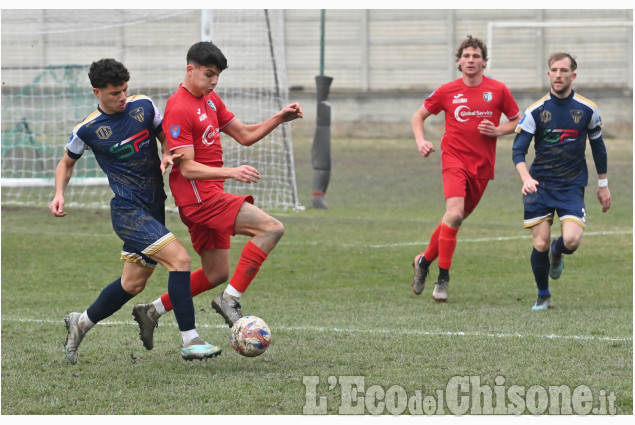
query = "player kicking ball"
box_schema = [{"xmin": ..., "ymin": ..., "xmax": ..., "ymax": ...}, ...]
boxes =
[{"xmin": 133, "ymin": 41, "xmax": 303, "ymax": 350}]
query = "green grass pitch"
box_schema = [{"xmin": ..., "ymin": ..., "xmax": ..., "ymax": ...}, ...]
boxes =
[{"xmin": 1, "ymin": 136, "xmax": 632, "ymax": 415}]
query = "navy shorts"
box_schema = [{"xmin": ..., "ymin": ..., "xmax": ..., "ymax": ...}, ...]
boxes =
[
  {"xmin": 110, "ymin": 197, "xmax": 176, "ymax": 268},
  {"xmin": 522, "ymin": 186, "xmax": 586, "ymax": 229}
]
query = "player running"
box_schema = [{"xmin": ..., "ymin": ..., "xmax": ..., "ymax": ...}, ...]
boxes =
[
  {"xmin": 50, "ymin": 58, "xmax": 221, "ymax": 363},
  {"xmin": 512, "ymin": 52, "xmax": 611, "ymax": 310},
  {"xmin": 132, "ymin": 41, "xmax": 302, "ymax": 348},
  {"xmin": 410, "ymin": 35, "xmax": 520, "ymax": 302}
]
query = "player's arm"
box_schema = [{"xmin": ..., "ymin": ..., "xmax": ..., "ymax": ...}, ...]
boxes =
[
  {"xmin": 478, "ymin": 114, "xmax": 521, "ymax": 137},
  {"xmin": 157, "ymin": 129, "xmax": 182, "ymax": 174},
  {"xmin": 411, "ymin": 104, "xmax": 436, "ymax": 157},
  {"xmin": 223, "ymin": 102, "xmax": 303, "ymax": 147},
  {"xmin": 173, "ymin": 146, "xmax": 260, "ymax": 184},
  {"xmin": 512, "ymin": 129, "xmax": 538, "ymax": 195},
  {"xmin": 589, "ymin": 125, "xmax": 611, "ymax": 213},
  {"xmin": 49, "ymin": 153, "xmax": 78, "ymax": 217}
]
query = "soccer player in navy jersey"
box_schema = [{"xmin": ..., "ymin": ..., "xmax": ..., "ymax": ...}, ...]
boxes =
[
  {"xmin": 50, "ymin": 58, "xmax": 221, "ymax": 363},
  {"xmin": 512, "ymin": 52, "xmax": 611, "ymax": 310},
  {"xmin": 410, "ymin": 35, "xmax": 520, "ymax": 302}
]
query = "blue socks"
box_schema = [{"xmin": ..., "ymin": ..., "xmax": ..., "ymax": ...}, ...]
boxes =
[
  {"xmin": 86, "ymin": 278, "xmax": 133, "ymax": 324},
  {"xmin": 553, "ymin": 237, "xmax": 576, "ymax": 256},
  {"xmin": 531, "ymin": 248, "xmax": 550, "ymax": 296},
  {"xmin": 168, "ymin": 271, "xmax": 195, "ymax": 331}
]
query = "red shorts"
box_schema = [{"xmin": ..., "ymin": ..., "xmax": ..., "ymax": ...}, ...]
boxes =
[
  {"xmin": 178, "ymin": 193, "xmax": 254, "ymax": 253},
  {"xmin": 442, "ymin": 168, "xmax": 490, "ymax": 215}
]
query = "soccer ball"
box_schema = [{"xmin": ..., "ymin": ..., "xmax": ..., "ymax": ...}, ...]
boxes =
[{"xmin": 230, "ymin": 316, "xmax": 271, "ymax": 357}]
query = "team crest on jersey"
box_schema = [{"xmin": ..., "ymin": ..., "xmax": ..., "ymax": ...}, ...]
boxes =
[
  {"xmin": 570, "ymin": 109, "xmax": 584, "ymax": 124},
  {"xmin": 129, "ymin": 107, "xmax": 145, "ymax": 123},
  {"xmin": 483, "ymin": 92, "xmax": 493, "ymax": 102},
  {"xmin": 170, "ymin": 126, "xmax": 181, "ymax": 138},
  {"xmin": 540, "ymin": 110, "xmax": 552, "ymax": 124},
  {"xmin": 207, "ymin": 100, "xmax": 217, "ymax": 111},
  {"xmin": 96, "ymin": 126, "xmax": 112, "ymax": 140}
]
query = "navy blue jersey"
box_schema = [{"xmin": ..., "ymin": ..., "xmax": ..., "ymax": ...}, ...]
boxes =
[
  {"xmin": 66, "ymin": 95, "xmax": 166, "ymax": 208},
  {"xmin": 512, "ymin": 90, "xmax": 607, "ymax": 190}
]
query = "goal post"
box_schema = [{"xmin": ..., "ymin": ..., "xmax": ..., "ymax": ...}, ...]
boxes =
[{"xmin": 1, "ymin": 9, "xmax": 302, "ymax": 211}]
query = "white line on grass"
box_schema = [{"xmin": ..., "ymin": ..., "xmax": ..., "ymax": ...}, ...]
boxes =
[
  {"xmin": 6, "ymin": 228, "xmax": 631, "ymax": 250},
  {"xmin": 9, "ymin": 317, "xmax": 632, "ymax": 343},
  {"xmin": 363, "ymin": 230, "xmax": 633, "ymax": 249}
]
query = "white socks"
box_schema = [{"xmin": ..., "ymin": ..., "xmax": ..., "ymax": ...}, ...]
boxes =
[{"xmin": 224, "ymin": 284, "xmax": 243, "ymax": 300}]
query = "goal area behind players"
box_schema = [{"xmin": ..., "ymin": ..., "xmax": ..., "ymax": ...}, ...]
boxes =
[{"xmin": 1, "ymin": 9, "xmax": 301, "ymax": 211}]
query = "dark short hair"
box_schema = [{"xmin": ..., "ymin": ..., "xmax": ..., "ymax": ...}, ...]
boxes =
[
  {"xmin": 548, "ymin": 52, "xmax": 578, "ymax": 72},
  {"xmin": 88, "ymin": 58, "xmax": 130, "ymax": 89},
  {"xmin": 455, "ymin": 35, "xmax": 488, "ymax": 71},
  {"xmin": 186, "ymin": 41, "xmax": 228, "ymax": 71}
]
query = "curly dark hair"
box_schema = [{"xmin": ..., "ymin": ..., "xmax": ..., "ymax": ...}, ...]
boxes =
[
  {"xmin": 455, "ymin": 35, "xmax": 488, "ymax": 71},
  {"xmin": 88, "ymin": 58, "xmax": 130, "ymax": 89}
]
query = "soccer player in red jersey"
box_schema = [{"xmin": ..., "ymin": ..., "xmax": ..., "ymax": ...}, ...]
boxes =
[
  {"xmin": 133, "ymin": 41, "xmax": 302, "ymax": 343},
  {"xmin": 410, "ymin": 35, "xmax": 521, "ymax": 302}
]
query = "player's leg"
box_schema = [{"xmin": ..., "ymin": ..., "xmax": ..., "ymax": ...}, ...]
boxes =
[
  {"xmin": 434, "ymin": 196, "xmax": 463, "ymax": 302},
  {"xmin": 150, "ymin": 239, "xmax": 221, "ymax": 360},
  {"xmin": 64, "ymin": 261, "xmax": 153, "ymax": 365},
  {"xmin": 212, "ymin": 201, "xmax": 283, "ymax": 326},
  {"xmin": 412, "ymin": 224, "xmax": 441, "ymax": 295},
  {"xmin": 529, "ymin": 221, "xmax": 553, "ymax": 310},
  {"xmin": 133, "ymin": 268, "xmax": 219, "ymax": 350},
  {"xmin": 550, "ymin": 188, "xmax": 586, "ymax": 280}
]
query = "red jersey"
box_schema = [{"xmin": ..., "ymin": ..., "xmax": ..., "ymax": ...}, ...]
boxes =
[
  {"xmin": 424, "ymin": 76, "xmax": 519, "ymax": 180},
  {"xmin": 163, "ymin": 85, "xmax": 236, "ymax": 206}
]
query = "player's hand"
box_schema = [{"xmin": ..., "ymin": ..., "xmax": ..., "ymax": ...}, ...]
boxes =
[
  {"xmin": 416, "ymin": 139, "xmax": 436, "ymax": 157},
  {"xmin": 160, "ymin": 152, "xmax": 184, "ymax": 174},
  {"xmin": 478, "ymin": 119, "xmax": 499, "ymax": 137},
  {"xmin": 49, "ymin": 196, "xmax": 67, "ymax": 217},
  {"xmin": 280, "ymin": 103, "xmax": 303, "ymax": 122},
  {"xmin": 597, "ymin": 186, "xmax": 611, "ymax": 213},
  {"xmin": 231, "ymin": 165, "xmax": 260, "ymax": 184},
  {"xmin": 520, "ymin": 177, "xmax": 539, "ymax": 195}
]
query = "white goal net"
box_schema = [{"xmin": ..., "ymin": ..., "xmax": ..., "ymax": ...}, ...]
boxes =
[{"xmin": 1, "ymin": 9, "xmax": 301, "ymax": 210}]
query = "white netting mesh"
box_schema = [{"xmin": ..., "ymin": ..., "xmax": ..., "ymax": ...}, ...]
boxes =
[{"xmin": 1, "ymin": 9, "xmax": 301, "ymax": 210}]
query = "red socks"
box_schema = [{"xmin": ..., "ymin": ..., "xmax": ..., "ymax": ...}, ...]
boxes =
[
  {"xmin": 438, "ymin": 223, "xmax": 458, "ymax": 270},
  {"xmin": 423, "ymin": 223, "xmax": 442, "ymax": 262},
  {"xmin": 229, "ymin": 240, "xmax": 268, "ymax": 293}
]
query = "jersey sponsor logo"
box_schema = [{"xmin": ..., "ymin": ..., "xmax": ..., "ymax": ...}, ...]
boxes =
[
  {"xmin": 454, "ymin": 106, "xmax": 494, "ymax": 123},
  {"xmin": 207, "ymin": 100, "xmax": 217, "ymax": 111},
  {"xmin": 542, "ymin": 128, "xmax": 579, "ymax": 144},
  {"xmin": 483, "ymin": 92, "xmax": 493, "ymax": 102},
  {"xmin": 109, "ymin": 129, "xmax": 151, "ymax": 159},
  {"xmin": 170, "ymin": 126, "xmax": 181, "ymax": 138},
  {"xmin": 570, "ymin": 109, "xmax": 584, "ymax": 124},
  {"xmin": 202, "ymin": 125, "xmax": 219, "ymax": 146},
  {"xmin": 96, "ymin": 126, "xmax": 113, "ymax": 140},
  {"xmin": 452, "ymin": 94, "xmax": 468, "ymax": 104},
  {"xmin": 129, "ymin": 107, "xmax": 145, "ymax": 123}
]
